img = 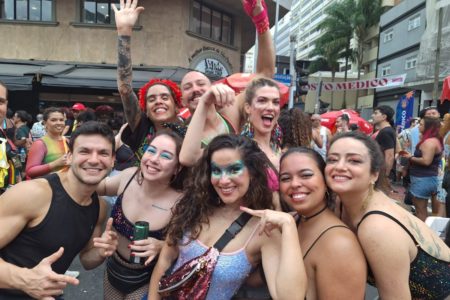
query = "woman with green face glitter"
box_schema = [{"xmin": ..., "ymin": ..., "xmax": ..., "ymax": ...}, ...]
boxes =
[{"xmin": 149, "ymin": 134, "xmax": 306, "ymax": 300}]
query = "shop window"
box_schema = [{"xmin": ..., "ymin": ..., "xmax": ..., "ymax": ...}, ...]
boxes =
[
  {"xmin": 81, "ymin": 0, "xmax": 119, "ymax": 24},
  {"xmin": 190, "ymin": 1, "xmax": 233, "ymax": 45},
  {"xmin": 1, "ymin": 0, "xmax": 53, "ymax": 21}
]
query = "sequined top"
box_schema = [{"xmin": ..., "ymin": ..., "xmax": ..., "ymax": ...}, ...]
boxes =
[
  {"xmin": 110, "ymin": 171, "xmax": 165, "ymax": 241},
  {"xmin": 170, "ymin": 229, "xmax": 259, "ymax": 300},
  {"xmin": 357, "ymin": 211, "xmax": 450, "ymax": 300}
]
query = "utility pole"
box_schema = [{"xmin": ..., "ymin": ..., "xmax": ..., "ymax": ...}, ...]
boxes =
[
  {"xmin": 274, "ymin": 0, "xmax": 280, "ymax": 55},
  {"xmin": 289, "ymin": 34, "xmax": 297, "ymax": 109},
  {"xmin": 432, "ymin": 7, "xmax": 443, "ymax": 102}
]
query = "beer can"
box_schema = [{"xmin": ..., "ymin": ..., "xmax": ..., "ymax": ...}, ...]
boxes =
[{"xmin": 130, "ymin": 221, "xmax": 149, "ymax": 264}]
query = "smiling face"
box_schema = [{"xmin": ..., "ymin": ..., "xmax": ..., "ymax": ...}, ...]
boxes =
[
  {"xmin": 245, "ymin": 85, "xmax": 281, "ymax": 136},
  {"xmin": 140, "ymin": 134, "xmax": 179, "ymax": 183},
  {"xmin": 67, "ymin": 134, "xmax": 114, "ymax": 186},
  {"xmin": 145, "ymin": 84, "xmax": 177, "ymax": 124},
  {"xmin": 280, "ymin": 152, "xmax": 327, "ymax": 215},
  {"xmin": 181, "ymin": 71, "xmax": 211, "ymax": 113},
  {"xmin": 44, "ymin": 112, "xmax": 66, "ymax": 136},
  {"xmin": 210, "ymin": 148, "xmax": 250, "ymax": 206},
  {"xmin": 325, "ymin": 137, "xmax": 378, "ymax": 197}
]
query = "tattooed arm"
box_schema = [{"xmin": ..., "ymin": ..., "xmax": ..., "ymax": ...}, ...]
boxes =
[{"xmin": 113, "ymin": 0, "xmax": 145, "ymax": 132}]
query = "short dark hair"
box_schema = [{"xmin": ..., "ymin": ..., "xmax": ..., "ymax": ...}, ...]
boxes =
[
  {"xmin": 14, "ymin": 110, "xmax": 32, "ymax": 123},
  {"xmin": 43, "ymin": 107, "xmax": 64, "ymax": 121},
  {"xmin": 374, "ymin": 105, "xmax": 395, "ymax": 124},
  {"xmin": 69, "ymin": 121, "xmax": 115, "ymax": 153},
  {"xmin": 0, "ymin": 80, "xmax": 8, "ymax": 100},
  {"xmin": 419, "ymin": 106, "xmax": 438, "ymax": 119}
]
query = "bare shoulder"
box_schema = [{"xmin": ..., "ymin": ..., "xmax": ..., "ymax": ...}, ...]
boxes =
[
  {"xmin": 117, "ymin": 167, "xmax": 138, "ymax": 187},
  {"xmin": 357, "ymin": 212, "xmax": 410, "ymax": 251},
  {"xmin": 0, "ymin": 178, "xmax": 51, "ymax": 217}
]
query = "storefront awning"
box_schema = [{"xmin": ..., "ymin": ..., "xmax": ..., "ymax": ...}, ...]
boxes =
[
  {"xmin": 0, "ymin": 62, "xmax": 42, "ymax": 90},
  {"xmin": 39, "ymin": 64, "xmax": 193, "ymax": 89},
  {"xmin": 0, "ymin": 60, "xmax": 200, "ymax": 91}
]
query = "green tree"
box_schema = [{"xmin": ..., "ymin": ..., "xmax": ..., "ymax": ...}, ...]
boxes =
[
  {"xmin": 310, "ymin": 0, "xmax": 382, "ymax": 109},
  {"xmin": 310, "ymin": 31, "xmax": 347, "ymax": 109}
]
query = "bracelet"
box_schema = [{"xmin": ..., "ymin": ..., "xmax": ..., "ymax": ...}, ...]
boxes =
[{"xmin": 243, "ymin": 0, "xmax": 270, "ymax": 35}]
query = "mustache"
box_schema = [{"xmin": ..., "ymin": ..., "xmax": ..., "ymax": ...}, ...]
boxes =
[{"xmin": 188, "ymin": 91, "xmax": 203, "ymax": 102}]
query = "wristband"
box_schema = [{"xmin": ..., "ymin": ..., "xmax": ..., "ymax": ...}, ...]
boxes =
[{"xmin": 243, "ymin": 0, "xmax": 270, "ymax": 35}]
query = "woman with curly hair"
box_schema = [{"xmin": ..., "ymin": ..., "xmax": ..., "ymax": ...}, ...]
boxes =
[
  {"xmin": 149, "ymin": 134, "xmax": 306, "ymax": 300},
  {"xmin": 278, "ymin": 108, "xmax": 323, "ymax": 151},
  {"xmin": 96, "ymin": 130, "xmax": 184, "ymax": 299}
]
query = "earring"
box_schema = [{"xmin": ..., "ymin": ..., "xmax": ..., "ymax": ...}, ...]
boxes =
[
  {"xmin": 240, "ymin": 118, "xmax": 254, "ymax": 139},
  {"xmin": 361, "ymin": 182, "xmax": 375, "ymax": 211}
]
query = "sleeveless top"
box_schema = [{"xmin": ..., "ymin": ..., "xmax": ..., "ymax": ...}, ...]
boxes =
[
  {"xmin": 302, "ymin": 225, "xmax": 349, "ymax": 259},
  {"xmin": 170, "ymin": 227, "xmax": 259, "ymax": 300},
  {"xmin": 409, "ymin": 148, "xmax": 442, "ymax": 177},
  {"xmin": 110, "ymin": 171, "xmax": 165, "ymax": 241},
  {"xmin": 357, "ymin": 211, "xmax": 450, "ymax": 300},
  {"xmin": 41, "ymin": 135, "xmax": 68, "ymax": 171},
  {"xmin": 312, "ymin": 126, "xmax": 327, "ymax": 160},
  {"xmin": 0, "ymin": 173, "xmax": 99, "ymax": 275}
]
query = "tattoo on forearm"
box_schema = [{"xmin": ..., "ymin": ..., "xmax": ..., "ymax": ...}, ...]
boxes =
[{"xmin": 117, "ymin": 35, "xmax": 140, "ymax": 128}]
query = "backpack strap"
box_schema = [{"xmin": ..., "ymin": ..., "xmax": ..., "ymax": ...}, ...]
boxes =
[{"xmin": 213, "ymin": 213, "xmax": 252, "ymax": 252}]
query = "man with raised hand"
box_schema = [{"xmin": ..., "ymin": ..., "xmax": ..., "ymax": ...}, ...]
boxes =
[{"xmin": 0, "ymin": 122, "xmax": 118, "ymax": 299}]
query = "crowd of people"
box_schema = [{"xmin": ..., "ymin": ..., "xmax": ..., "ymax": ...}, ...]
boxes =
[{"xmin": 0, "ymin": 0, "xmax": 449, "ymax": 299}]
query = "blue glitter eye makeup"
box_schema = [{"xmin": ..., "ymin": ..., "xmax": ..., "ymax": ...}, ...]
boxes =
[
  {"xmin": 146, "ymin": 145, "xmax": 173, "ymax": 160},
  {"xmin": 146, "ymin": 146, "xmax": 157, "ymax": 154},
  {"xmin": 211, "ymin": 161, "xmax": 245, "ymax": 179},
  {"xmin": 160, "ymin": 152, "xmax": 173, "ymax": 160}
]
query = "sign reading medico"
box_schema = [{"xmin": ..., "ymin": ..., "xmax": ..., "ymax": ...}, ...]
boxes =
[{"xmin": 189, "ymin": 48, "xmax": 232, "ymax": 78}]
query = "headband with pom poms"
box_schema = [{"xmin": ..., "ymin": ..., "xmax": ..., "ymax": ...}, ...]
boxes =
[{"xmin": 138, "ymin": 79, "xmax": 183, "ymax": 111}]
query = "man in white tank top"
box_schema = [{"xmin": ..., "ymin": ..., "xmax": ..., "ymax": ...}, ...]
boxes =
[{"xmin": 311, "ymin": 114, "xmax": 331, "ymax": 160}]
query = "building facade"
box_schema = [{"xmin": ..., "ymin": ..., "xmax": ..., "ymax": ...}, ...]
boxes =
[
  {"xmin": 375, "ymin": 0, "xmax": 426, "ymax": 114},
  {"xmin": 0, "ymin": 0, "xmax": 287, "ymax": 115}
]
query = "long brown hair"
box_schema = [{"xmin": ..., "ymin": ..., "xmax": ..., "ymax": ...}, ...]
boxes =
[{"xmin": 166, "ymin": 134, "xmax": 274, "ymax": 246}]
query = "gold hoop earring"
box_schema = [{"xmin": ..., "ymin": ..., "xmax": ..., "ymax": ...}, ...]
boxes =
[{"xmin": 361, "ymin": 182, "xmax": 375, "ymax": 211}]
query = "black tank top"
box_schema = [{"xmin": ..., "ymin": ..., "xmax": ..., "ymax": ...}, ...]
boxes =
[{"xmin": 0, "ymin": 173, "xmax": 100, "ymax": 275}]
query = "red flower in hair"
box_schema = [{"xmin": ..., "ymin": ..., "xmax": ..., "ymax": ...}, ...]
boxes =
[{"xmin": 138, "ymin": 79, "xmax": 183, "ymax": 111}]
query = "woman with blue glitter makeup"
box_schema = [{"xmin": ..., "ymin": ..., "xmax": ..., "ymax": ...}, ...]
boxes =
[
  {"xmin": 96, "ymin": 130, "xmax": 185, "ymax": 300},
  {"xmin": 149, "ymin": 134, "xmax": 306, "ymax": 300}
]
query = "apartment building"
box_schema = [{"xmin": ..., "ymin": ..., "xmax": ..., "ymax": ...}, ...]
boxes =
[{"xmin": 375, "ymin": 0, "xmax": 426, "ymax": 114}]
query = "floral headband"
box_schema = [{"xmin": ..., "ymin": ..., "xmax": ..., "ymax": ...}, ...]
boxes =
[{"xmin": 138, "ymin": 79, "xmax": 183, "ymax": 111}]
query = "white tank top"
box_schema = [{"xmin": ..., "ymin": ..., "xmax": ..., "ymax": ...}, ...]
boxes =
[{"xmin": 313, "ymin": 126, "xmax": 327, "ymax": 160}]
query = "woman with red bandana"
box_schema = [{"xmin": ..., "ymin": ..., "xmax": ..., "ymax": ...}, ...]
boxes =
[{"xmin": 113, "ymin": 1, "xmax": 185, "ymax": 160}]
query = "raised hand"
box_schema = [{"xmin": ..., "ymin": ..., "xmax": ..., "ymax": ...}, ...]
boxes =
[
  {"xmin": 201, "ymin": 83, "xmax": 235, "ymax": 108},
  {"xmin": 112, "ymin": 0, "xmax": 145, "ymax": 35},
  {"xmin": 129, "ymin": 237, "xmax": 164, "ymax": 266},
  {"xmin": 93, "ymin": 218, "xmax": 118, "ymax": 258},
  {"xmin": 23, "ymin": 247, "xmax": 79, "ymax": 299},
  {"xmin": 240, "ymin": 206, "xmax": 295, "ymax": 237},
  {"xmin": 242, "ymin": 0, "xmax": 265, "ymax": 18}
]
